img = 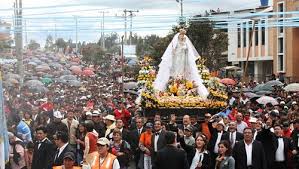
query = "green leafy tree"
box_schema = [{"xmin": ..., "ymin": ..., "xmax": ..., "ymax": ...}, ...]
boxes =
[
  {"xmin": 28, "ymin": 40, "xmax": 40, "ymax": 50},
  {"xmin": 55, "ymin": 38, "xmax": 67, "ymax": 51},
  {"xmin": 44, "ymin": 35, "xmax": 54, "ymax": 51},
  {"xmin": 81, "ymin": 43, "xmax": 106, "ymax": 65},
  {"xmin": 187, "ymin": 18, "xmax": 228, "ymax": 70}
]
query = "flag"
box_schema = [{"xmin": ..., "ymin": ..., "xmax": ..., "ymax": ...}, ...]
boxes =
[{"xmin": 0, "ymin": 71, "xmax": 9, "ymax": 169}]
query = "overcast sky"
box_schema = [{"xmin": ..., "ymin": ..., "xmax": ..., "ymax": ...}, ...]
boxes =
[{"xmin": 0, "ymin": 0, "xmax": 270, "ymax": 46}]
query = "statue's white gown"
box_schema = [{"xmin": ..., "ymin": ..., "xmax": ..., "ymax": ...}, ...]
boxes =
[{"xmin": 153, "ymin": 33, "xmax": 209, "ymax": 99}]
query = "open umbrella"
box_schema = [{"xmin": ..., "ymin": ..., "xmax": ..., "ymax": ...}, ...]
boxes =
[
  {"xmin": 49, "ymin": 63, "xmax": 63, "ymax": 69},
  {"xmin": 41, "ymin": 77, "xmax": 53, "ymax": 85},
  {"xmin": 220, "ymin": 78, "xmax": 236, "ymax": 85},
  {"xmin": 36, "ymin": 65, "xmax": 51, "ymax": 72},
  {"xmin": 253, "ymin": 84, "xmax": 273, "ymax": 92},
  {"xmin": 24, "ymin": 80, "xmax": 44, "ymax": 87},
  {"xmin": 72, "ymin": 69, "xmax": 82, "ymax": 75},
  {"xmin": 28, "ymin": 61, "xmax": 38, "ymax": 66},
  {"xmin": 61, "ymin": 70, "xmax": 72, "ymax": 75},
  {"xmin": 123, "ymin": 82, "xmax": 138, "ymax": 90},
  {"xmin": 84, "ymin": 67, "xmax": 95, "ymax": 71},
  {"xmin": 265, "ymin": 80, "xmax": 284, "ymax": 87},
  {"xmin": 70, "ymin": 65, "xmax": 82, "ymax": 71},
  {"xmin": 244, "ymin": 92, "xmax": 259, "ymax": 98},
  {"xmin": 65, "ymin": 80, "xmax": 81, "ymax": 87},
  {"xmin": 222, "ymin": 66, "xmax": 241, "ymax": 70},
  {"xmin": 5, "ymin": 78, "xmax": 19, "ymax": 85},
  {"xmin": 256, "ymin": 96, "xmax": 278, "ymax": 105},
  {"xmin": 255, "ymin": 90, "xmax": 272, "ymax": 95},
  {"xmin": 284, "ymin": 83, "xmax": 299, "ymax": 92},
  {"xmin": 82, "ymin": 69, "xmax": 95, "ymax": 76},
  {"xmin": 59, "ymin": 75, "xmax": 77, "ymax": 81}
]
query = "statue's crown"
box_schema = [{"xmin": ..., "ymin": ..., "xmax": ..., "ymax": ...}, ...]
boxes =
[{"xmin": 179, "ymin": 28, "xmax": 186, "ymax": 35}]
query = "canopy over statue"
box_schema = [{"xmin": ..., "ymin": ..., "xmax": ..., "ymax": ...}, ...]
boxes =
[{"xmin": 153, "ymin": 29, "xmax": 209, "ymax": 98}]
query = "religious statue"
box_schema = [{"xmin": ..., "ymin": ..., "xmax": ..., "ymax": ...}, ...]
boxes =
[{"xmin": 153, "ymin": 29, "xmax": 209, "ymax": 99}]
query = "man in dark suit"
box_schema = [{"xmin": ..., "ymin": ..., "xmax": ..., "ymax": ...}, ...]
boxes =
[
  {"xmin": 257, "ymin": 123, "xmax": 296, "ymax": 169},
  {"xmin": 53, "ymin": 131, "xmax": 76, "ymax": 166},
  {"xmin": 233, "ymin": 127, "xmax": 267, "ymax": 169},
  {"xmin": 207, "ymin": 118, "xmax": 226, "ymax": 168},
  {"xmin": 155, "ymin": 131, "xmax": 189, "ymax": 169},
  {"xmin": 222, "ymin": 121, "xmax": 243, "ymax": 148},
  {"xmin": 178, "ymin": 115, "xmax": 198, "ymax": 137},
  {"xmin": 151, "ymin": 120, "xmax": 167, "ymax": 169},
  {"xmin": 115, "ymin": 119, "xmax": 130, "ymax": 142},
  {"xmin": 129, "ymin": 117, "xmax": 145, "ymax": 169},
  {"xmin": 32, "ymin": 126, "xmax": 55, "ymax": 169}
]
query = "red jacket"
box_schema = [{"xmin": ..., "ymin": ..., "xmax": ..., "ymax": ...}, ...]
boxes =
[{"xmin": 114, "ymin": 108, "xmax": 131, "ymax": 127}]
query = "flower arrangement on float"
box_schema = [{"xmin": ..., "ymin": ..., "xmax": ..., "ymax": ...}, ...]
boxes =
[
  {"xmin": 138, "ymin": 56, "xmax": 228, "ymax": 109},
  {"xmin": 137, "ymin": 56, "xmax": 156, "ymax": 86}
]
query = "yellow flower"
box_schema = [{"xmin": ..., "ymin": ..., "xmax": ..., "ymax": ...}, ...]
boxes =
[
  {"xmin": 169, "ymin": 84, "xmax": 178, "ymax": 94},
  {"xmin": 186, "ymin": 81, "xmax": 193, "ymax": 89}
]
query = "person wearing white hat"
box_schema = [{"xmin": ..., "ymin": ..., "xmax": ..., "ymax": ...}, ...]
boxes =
[
  {"xmin": 92, "ymin": 110, "xmax": 106, "ymax": 137},
  {"xmin": 207, "ymin": 117, "xmax": 227, "ymax": 169},
  {"xmin": 104, "ymin": 115, "xmax": 116, "ymax": 140},
  {"xmin": 85, "ymin": 111, "xmax": 93, "ymax": 120},
  {"xmin": 96, "ymin": 137, "xmax": 120, "ymax": 169},
  {"xmin": 47, "ymin": 111, "xmax": 68, "ymax": 142}
]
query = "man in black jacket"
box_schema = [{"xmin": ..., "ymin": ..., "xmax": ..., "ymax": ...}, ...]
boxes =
[
  {"xmin": 155, "ymin": 131, "xmax": 189, "ymax": 169},
  {"xmin": 32, "ymin": 126, "xmax": 55, "ymax": 169},
  {"xmin": 46, "ymin": 111, "xmax": 68, "ymax": 142},
  {"xmin": 221, "ymin": 121, "xmax": 243, "ymax": 148},
  {"xmin": 130, "ymin": 117, "xmax": 145, "ymax": 169},
  {"xmin": 151, "ymin": 120, "xmax": 167, "ymax": 169},
  {"xmin": 53, "ymin": 131, "xmax": 76, "ymax": 166},
  {"xmin": 233, "ymin": 127, "xmax": 267, "ymax": 169},
  {"xmin": 257, "ymin": 123, "xmax": 296, "ymax": 169}
]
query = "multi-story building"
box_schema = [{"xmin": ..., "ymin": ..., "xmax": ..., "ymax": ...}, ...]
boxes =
[
  {"xmin": 0, "ymin": 21, "xmax": 11, "ymax": 41},
  {"xmin": 218, "ymin": 0, "xmax": 299, "ymax": 82}
]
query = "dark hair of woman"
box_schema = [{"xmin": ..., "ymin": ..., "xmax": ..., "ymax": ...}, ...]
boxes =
[
  {"xmin": 84, "ymin": 120, "xmax": 94, "ymax": 132},
  {"xmin": 218, "ymin": 140, "xmax": 232, "ymax": 156},
  {"xmin": 194, "ymin": 133, "xmax": 208, "ymax": 152}
]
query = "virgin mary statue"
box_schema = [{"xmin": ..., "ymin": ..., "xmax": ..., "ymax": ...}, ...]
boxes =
[{"xmin": 153, "ymin": 29, "xmax": 209, "ymax": 99}]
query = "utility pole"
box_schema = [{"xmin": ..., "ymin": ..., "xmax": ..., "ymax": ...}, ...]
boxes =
[
  {"xmin": 121, "ymin": 35, "xmax": 124, "ymax": 94},
  {"xmin": 74, "ymin": 16, "xmax": 78, "ymax": 54},
  {"xmin": 128, "ymin": 10, "xmax": 139, "ymax": 45},
  {"xmin": 123, "ymin": 9, "xmax": 128, "ymax": 44},
  {"xmin": 14, "ymin": 0, "xmax": 23, "ymax": 84},
  {"xmin": 24, "ymin": 19, "xmax": 27, "ymax": 49},
  {"xmin": 242, "ymin": 20, "xmax": 257, "ymax": 85},
  {"xmin": 176, "ymin": 0, "xmax": 185, "ymax": 26},
  {"xmin": 99, "ymin": 11, "xmax": 108, "ymax": 49}
]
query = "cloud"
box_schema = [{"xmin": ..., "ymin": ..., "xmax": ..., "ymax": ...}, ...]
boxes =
[{"xmin": 0, "ymin": 0, "xmax": 266, "ymax": 43}]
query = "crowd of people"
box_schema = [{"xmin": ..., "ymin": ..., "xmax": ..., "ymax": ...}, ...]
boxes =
[{"xmin": 2, "ymin": 53, "xmax": 299, "ymax": 169}]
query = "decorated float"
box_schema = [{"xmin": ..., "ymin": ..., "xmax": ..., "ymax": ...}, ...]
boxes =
[{"xmin": 137, "ymin": 29, "xmax": 228, "ymax": 117}]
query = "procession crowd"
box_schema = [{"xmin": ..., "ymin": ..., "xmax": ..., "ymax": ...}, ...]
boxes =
[{"xmin": 2, "ymin": 54, "xmax": 299, "ymax": 169}]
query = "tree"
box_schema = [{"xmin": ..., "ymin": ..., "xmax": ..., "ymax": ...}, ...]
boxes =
[
  {"xmin": 28, "ymin": 40, "xmax": 40, "ymax": 50},
  {"xmin": 55, "ymin": 38, "xmax": 67, "ymax": 51},
  {"xmin": 187, "ymin": 19, "xmax": 228, "ymax": 70},
  {"xmin": 44, "ymin": 35, "xmax": 54, "ymax": 51},
  {"xmin": 0, "ymin": 39, "xmax": 13, "ymax": 52},
  {"xmin": 81, "ymin": 43, "xmax": 106, "ymax": 65}
]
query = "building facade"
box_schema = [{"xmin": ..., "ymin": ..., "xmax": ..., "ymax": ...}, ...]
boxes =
[{"xmin": 224, "ymin": 0, "xmax": 299, "ymax": 82}]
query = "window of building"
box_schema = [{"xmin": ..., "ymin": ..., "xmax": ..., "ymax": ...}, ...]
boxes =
[
  {"xmin": 278, "ymin": 37, "xmax": 283, "ymax": 53},
  {"xmin": 238, "ymin": 24, "xmax": 241, "ymax": 47},
  {"xmin": 255, "ymin": 26, "xmax": 259, "ymax": 46},
  {"xmin": 278, "ymin": 3, "xmax": 284, "ymax": 18},
  {"xmin": 261, "ymin": 20, "xmax": 265, "ymax": 45},
  {"xmin": 279, "ymin": 19, "xmax": 284, "ymax": 33},
  {"xmin": 278, "ymin": 55, "xmax": 284, "ymax": 71},
  {"xmin": 243, "ymin": 23, "xmax": 247, "ymax": 47}
]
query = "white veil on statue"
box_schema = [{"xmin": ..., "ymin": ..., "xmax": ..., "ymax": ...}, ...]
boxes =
[{"xmin": 153, "ymin": 33, "xmax": 209, "ymax": 99}]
